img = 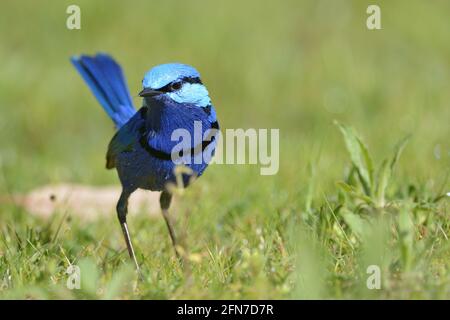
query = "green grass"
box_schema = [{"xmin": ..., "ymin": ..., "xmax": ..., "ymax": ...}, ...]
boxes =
[{"xmin": 0, "ymin": 0, "xmax": 449, "ymax": 299}]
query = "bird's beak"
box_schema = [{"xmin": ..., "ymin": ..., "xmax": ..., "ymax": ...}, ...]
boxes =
[{"xmin": 139, "ymin": 88, "xmax": 163, "ymax": 97}]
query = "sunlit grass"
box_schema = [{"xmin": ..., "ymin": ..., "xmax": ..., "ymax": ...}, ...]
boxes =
[{"xmin": 0, "ymin": 0, "xmax": 449, "ymax": 299}]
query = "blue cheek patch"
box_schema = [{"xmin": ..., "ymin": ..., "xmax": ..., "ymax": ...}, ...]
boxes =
[{"xmin": 168, "ymin": 83, "xmax": 211, "ymax": 107}]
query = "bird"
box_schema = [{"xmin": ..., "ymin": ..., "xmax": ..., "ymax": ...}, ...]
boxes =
[{"xmin": 70, "ymin": 53, "xmax": 219, "ymax": 270}]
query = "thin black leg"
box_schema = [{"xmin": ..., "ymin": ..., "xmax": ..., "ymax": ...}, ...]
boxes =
[
  {"xmin": 117, "ymin": 190, "xmax": 140, "ymax": 271},
  {"xmin": 160, "ymin": 191, "xmax": 180, "ymax": 258}
]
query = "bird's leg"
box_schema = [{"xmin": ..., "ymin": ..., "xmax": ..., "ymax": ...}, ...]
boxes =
[
  {"xmin": 160, "ymin": 191, "xmax": 180, "ymax": 258},
  {"xmin": 117, "ymin": 190, "xmax": 140, "ymax": 271}
]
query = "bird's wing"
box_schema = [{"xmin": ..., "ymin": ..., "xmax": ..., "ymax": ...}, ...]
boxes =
[{"xmin": 105, "ymin": 107, "xmax": 147, "ymax": 169}]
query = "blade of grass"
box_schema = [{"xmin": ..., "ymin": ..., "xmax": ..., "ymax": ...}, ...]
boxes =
[{"xmin": 335, "ymin": 121, "xmax": 374, "ymax": 195}]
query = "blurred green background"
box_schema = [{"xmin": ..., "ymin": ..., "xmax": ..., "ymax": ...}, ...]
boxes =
[{"xmin": 0, "ymin": 0, "xmax": 449, "ymax": 299}]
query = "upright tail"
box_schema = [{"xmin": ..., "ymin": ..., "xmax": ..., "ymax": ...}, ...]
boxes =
[{"xmin": 71, "ymin": 53, "xmax": 136, "ymax": 128}]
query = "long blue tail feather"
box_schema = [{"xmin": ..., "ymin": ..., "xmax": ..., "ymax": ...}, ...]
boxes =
[{"xmin": 71, "ymin": 53, "xmax": 135, "ymax": 128}]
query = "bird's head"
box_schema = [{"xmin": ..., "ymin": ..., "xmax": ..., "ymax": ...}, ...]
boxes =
[{"xmin": 139, "ymin": 63, "xmax": 211, "ymax": 108}]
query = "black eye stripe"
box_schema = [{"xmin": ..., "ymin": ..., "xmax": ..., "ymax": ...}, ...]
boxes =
[
  {"xmin": 183, "ymin": 76, "xmax": 202, "ymax": 85},
  {"xmin": 157, "ymin": 77, "xmax": 202, "ymax": 92}
]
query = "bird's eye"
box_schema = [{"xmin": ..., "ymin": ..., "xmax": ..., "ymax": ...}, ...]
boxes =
[{"xmin": 170, "ymin": 82, "xmax": 182, "ymax": 91}]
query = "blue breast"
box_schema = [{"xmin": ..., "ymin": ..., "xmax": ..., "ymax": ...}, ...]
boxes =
[{"xmin": 115, "ymin": 95, "xmax": 218, "ymax": 192}]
